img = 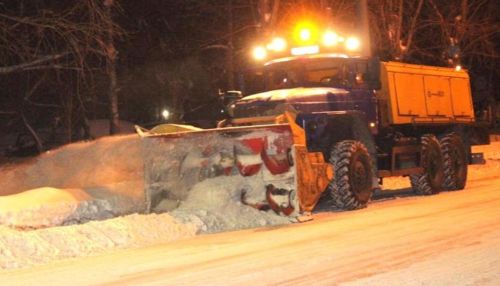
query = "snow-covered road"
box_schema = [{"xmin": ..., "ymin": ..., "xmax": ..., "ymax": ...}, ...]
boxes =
[{"xmin": 1, "ymin": 142, "xmax": 499, "ymax": 285}]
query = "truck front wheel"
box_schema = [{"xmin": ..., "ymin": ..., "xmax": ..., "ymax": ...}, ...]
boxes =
[
  {"xmin": 410, "ymin": 135, "xmax": 444, "ymax": 195},
  {"xmin": 328, "ymin": 140, "xmax": 374, "ymax": 210},
  {"xmin": 440, "ymin": 133, "xmax": 468, "ymax": 190}
]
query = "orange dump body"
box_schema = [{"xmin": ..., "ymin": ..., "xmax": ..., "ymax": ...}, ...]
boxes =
[{"xmin": 378, "ymin": 62, "xmax": 475, "ymax": 126}]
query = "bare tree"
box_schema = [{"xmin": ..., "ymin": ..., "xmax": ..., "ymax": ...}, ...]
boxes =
[
  {"xmin": 103, "ymin": 0, "xmax": 120, "ymax": 134},
  {"xmin": 426, "ymin": 0, "xmax": 499, "ymax": 66},
  {"xmin": 0, "ymin": 0, "xmax": 124, "ymax": 150}
]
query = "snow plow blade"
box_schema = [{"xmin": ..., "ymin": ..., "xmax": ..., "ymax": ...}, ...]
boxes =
[{"xmin": 137, "ymin": 120, "xmax": 332, "ymax": 217}]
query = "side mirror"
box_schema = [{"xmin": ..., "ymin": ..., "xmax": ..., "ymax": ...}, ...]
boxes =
[
  {"xmin": 219, "ymin": 90, "xmax": 243, "ymax": 118},
  {"xmin": 367, "ymin": 58, "xmax": 382, "ymax": 90},
  {"xmin": 220, "ymin": 90, "xmax": 243, "ymax": 106}
]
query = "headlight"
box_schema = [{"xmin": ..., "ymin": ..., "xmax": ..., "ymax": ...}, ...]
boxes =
[
  {"xmin": 323, "ymin": 31, "xmax": 339, "ymax": 47},
  {"xmin": 293, "ymin": 22, "xmax": 318, "ymax": 44},
  {"xmin": 299, "ymin": 28, "xmax": 312, "ymax": 42},
  {"xmin": 345, "ymin": 37, "xmax": 361, "ymax": 51},
  {"xmin": 267, "ymin": 37, "xmax": 287, "ymax": 52},
  {"xmin": 252, "ymin": 46, "xmax": 267, "ymax": 61}
]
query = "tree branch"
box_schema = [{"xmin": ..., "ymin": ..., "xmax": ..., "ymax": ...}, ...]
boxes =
[
  {"xmin": 404, "ymin": 0, "xmax": 424, "ymax": 57},
  {"xmin": 0, "ymin": 52, "xmax": 70, "ymax": 74}
]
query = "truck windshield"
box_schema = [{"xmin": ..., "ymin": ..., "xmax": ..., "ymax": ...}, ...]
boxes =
[{"xmin": 264, "ymin": 58, "xmax": 354, "ymax": 90}]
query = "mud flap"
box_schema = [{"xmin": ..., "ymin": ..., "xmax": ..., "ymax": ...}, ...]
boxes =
[{"xmin": 470, "ymin": 152, "xmax": 486, "ymax": 164}]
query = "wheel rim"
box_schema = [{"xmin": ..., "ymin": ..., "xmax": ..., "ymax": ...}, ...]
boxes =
[
  {"xmin": 423, "ymin": 137, "xmax": 443, "ymax": 191},
  {"xmin": 350, "ymin": 153, "xmax": 372, "ymax": 201},
  {"xmin": 428, "ymin": 149, "xmax": 440, "ymax": 180},
  {"xmin": 451, "ymin": 143, "xmax": 466, "ymax": 182}
]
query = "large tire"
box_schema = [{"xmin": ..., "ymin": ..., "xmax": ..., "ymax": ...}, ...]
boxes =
[
  {"xmin": 328, "ymin": 140, "xmax": 374, "ymax": 210},
  {"xmin": 440, "ymin": 133, "xmax": 468, "ymax": 190},
  {"xmin": 410, "ymin": 135, "xmax": 444, "ymax": 195}
]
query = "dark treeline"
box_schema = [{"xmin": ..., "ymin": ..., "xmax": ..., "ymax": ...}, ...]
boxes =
[{"xmin": 0, "ymin": 0, "xmax": 498, "ymax": 154}]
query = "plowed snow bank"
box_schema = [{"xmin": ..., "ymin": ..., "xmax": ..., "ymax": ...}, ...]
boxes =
[
  {"xmin": 0, "ymin": 213, "xmax": 198, "ymax": 269},
  {"xmin": 0, "ymin": 185, "xmax": 143, "ymax": 228},
  {"xmin": 0, "ymin": 135, "xmax": 145, "ymax": 227},
  {"xmin": 0, "ymin": 134, "xmax": 143, "ymax": 195}
]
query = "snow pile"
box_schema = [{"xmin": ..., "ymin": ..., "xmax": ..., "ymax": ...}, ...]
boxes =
[
  {"xmin": 0, "ymin": 175, "xmax": 294, "ymax": 270},
  {"xmin": 0, "ymin": 131, "xmax": 294, "ymax": 230},
  {"xmin": 0, "ymin": 135, "xmax": 145, "ymax": 228},
  {"xmin": 0, "ymin": 179, "xmax": 294, "ymax": 270},
  {"xmin": 0, "ymin": 186, "xmax": 143, "ymax": 228},
  {"xmin": 168, "ymin": 175, "xmax": 293, "ymax": 233},
  {"xmin": 0, "ymin": 130, "xmax": 295, "ymax": 269},
  {"xmin": 0, "ymin": 130, "xmax": 297, "ymax": 269},
  {"xmin": 0, "ymin": 213, "xmax": 198, "ymax": 269},
  {"xmin": 0, "ymin": 134, "xmax": 142, "ymax": 196},
  {"xmin": 87, "ymin": 119, "xmax": 136, "ymax": 139}
]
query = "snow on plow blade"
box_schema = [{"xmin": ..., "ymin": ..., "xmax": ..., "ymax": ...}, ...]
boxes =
[
  {"xmin": 143, "ymin": 125, "xmax": 295, "ymax": 213},
  {"xmin": 139, "ymin": 124, "xmax": 303, "ymax": 214}
]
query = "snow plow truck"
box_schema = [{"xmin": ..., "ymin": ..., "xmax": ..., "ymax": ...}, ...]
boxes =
[{"xmin": 137, "ymin": 24, "xmax": 489, "ymax": 219}]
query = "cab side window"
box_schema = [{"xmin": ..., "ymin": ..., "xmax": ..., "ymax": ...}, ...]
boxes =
[{"xmin": 354, "ymin": 62, "xmax": 368, "ymax": 88}]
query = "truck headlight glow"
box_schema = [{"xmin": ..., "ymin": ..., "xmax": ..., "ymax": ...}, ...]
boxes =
[
  {"xmin": 267, "ymin": 37, "xmax": 287, "ymax": 52},
  {"xmin": 322, "ymin": 31, "xmax": 339, "ymax": 47},
  {"xmin": 299, "ymin": 28, "xmax": 312, "ymax": 42},
  {"xmin": 251, "ymin": 22, "xmax": 362, "ymax": 60},
  {"xmin": 252, "ymin": 46, "xmax": 267, "ymax": 60},
  {"xmin": 293, "ymin": 22, "xmax": 318, "ymax": 44},
  {"xmin": 291, "ymin": 45, "xmax": 320, "ymax": 56},
  {"xmin": 345, "ymin": 37, "xmax": 361, "ymax": 51}
]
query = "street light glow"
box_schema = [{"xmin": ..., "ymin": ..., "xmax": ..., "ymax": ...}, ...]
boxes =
[{"xmin": 162, "ymin": 109, "xmax": 170, "ymax": 120}]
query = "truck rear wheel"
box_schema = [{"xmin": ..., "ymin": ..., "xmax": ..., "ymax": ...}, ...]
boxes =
[
  {"xmin": 410, "ymin": 135, "xmax": 444, "ymax": 195},
  {"xmin": 440, "ymin": 133, "xmax": 467, "ymax": 190},
  {"xmin": 328, "ymin": 140, "xmax": 374, "ymax": 210}
]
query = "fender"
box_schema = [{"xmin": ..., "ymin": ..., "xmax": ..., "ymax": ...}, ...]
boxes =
[
  {"xmin": 296, "ymin": 111, "xmax": 377, "ymax": 159},
  {"xmin": 295, "ymin": 111, "xmax": 379, "ymax": 191}
]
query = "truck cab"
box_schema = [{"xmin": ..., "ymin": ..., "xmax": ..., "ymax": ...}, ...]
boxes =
[{"xmin": 229, "ymin": 54, "xmax": 380, "ymax": 129}]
